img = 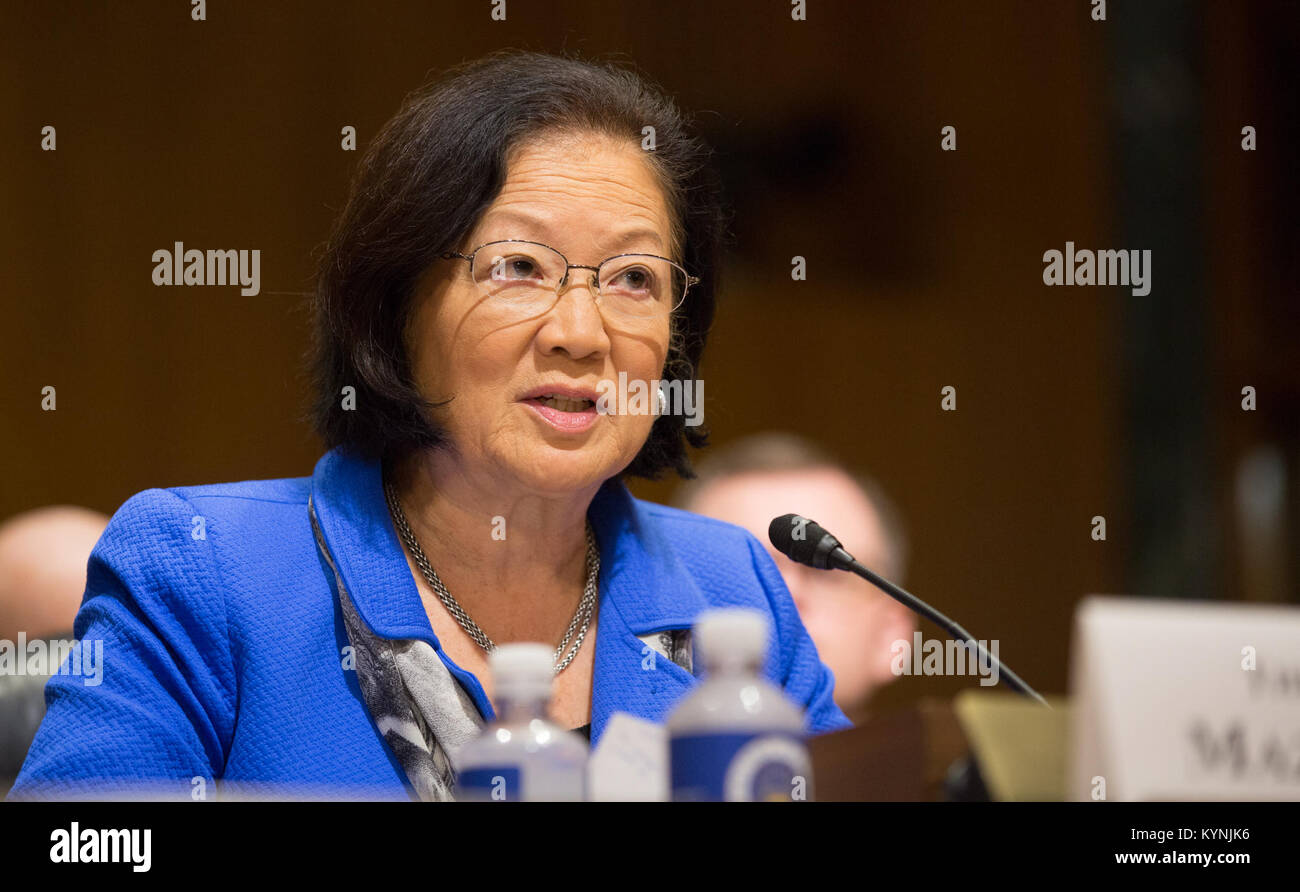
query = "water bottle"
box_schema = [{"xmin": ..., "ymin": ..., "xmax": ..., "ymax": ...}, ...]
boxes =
[
  {"xmin": 453, "ymin": 643, "xmax": 588, "ymax": 801},
  {"xmin": 666, "ymin": 608, "xmax": 813, "ymax": 801}
]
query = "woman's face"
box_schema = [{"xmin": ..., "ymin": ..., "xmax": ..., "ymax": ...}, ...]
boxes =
[{"xmin": 407, "ymin": 131, "xmax": 675, "ymax": 497}]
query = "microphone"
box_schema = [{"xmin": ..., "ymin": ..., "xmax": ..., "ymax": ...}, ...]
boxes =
[{"xmin": 768, "ymin": 513, "xmax": 1049, "ymax": 707}]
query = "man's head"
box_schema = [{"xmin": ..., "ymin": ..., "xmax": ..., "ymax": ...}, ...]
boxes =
[
  {"xmin": 0, "ymin": 506, "xmax": 108, "ymax": 641},
  {"xmin": 676, "ymin": 433, "xmax": 915, "ymax": 713}
]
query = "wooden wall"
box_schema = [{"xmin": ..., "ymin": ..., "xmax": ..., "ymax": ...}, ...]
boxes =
[{"xmin": 2, "ymin": 1, "xmax": 1293, "ymax": 709}]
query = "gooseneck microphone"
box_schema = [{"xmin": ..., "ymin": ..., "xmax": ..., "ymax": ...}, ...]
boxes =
[{"xmin": 769, "ymin": 513, "xmax": 1049, "ymax": 707}]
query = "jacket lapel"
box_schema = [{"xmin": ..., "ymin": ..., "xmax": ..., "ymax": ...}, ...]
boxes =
[
  {"xmin": 309, "ymin": 449, "xmax": 439, "ymax": 645},
  {"xmin": 587, "ymin": 478, "xmax": 708, "ymax": 743}
]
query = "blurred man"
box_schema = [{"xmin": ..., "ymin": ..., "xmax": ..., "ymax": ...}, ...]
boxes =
[
  {"xmin": 677, "ymin": 434, "xmax": 914, "ymax": 722},
  {"xmin": 0, "ymin": 505, "xmax": 108, "ymax": 793}
]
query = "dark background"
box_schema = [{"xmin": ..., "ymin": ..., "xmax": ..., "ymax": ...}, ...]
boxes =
[{"xmin": 2, "ymin": 0, "xmax": 1296, "ymax": 712}]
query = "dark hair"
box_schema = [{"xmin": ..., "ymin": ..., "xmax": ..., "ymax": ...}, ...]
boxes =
[{"xmin": 310, "ymin": 49, "xmax": 728, "ymax": 479}]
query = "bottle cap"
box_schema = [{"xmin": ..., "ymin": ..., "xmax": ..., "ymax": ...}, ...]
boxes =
[
  {"xmin": 693, "ymin": 607, "xmax": 769, "ymax": 670},
  {"xmin": 491, "ymin": 642, "xmax": 554, "ymax": 701}
]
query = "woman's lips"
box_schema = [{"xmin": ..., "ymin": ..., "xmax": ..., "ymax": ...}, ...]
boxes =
[{"xmin": 522, "ymin": 396, "xmax": 598, "ymax": 432}]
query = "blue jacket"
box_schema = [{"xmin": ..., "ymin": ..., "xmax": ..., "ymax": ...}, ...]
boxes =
[{"xmin": 10, "ymin": 448, "xmax": 849, "ymax": 799}]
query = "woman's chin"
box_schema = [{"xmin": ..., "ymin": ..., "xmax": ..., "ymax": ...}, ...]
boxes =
[{"xmin": 508, "ymin": 444, "xmax": 626, "ymax": 496}]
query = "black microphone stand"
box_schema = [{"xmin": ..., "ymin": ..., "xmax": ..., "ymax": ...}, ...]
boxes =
[
  {"xmin": 771, "ymin": 514, "xmax": 1050, "ymax": 707},
  {"xmin": 846, "ymin": 557, "xmax": 1049, "ymax": 707}
]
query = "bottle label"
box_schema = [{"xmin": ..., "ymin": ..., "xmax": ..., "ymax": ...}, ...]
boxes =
[
  {"xmin": 455, "ymin": 766, "xmax": 522, "ymax": 801},
  {"xmin": 670, "ymin": 732, "xmax": 812, "ymax": 801}
]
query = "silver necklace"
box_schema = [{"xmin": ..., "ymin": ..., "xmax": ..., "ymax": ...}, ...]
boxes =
[{"xmin": 383, "ymin": 480, "xmax": 599, "ymax": 674}]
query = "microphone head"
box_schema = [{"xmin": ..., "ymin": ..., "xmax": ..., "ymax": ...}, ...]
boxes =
[{"xmin": 768, "ymin": 514, "xmax": 844, "ymax": 569}]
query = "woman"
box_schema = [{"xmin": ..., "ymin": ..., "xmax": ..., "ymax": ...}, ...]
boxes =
[{"xmin": 11, "ymin": 50, "xmax": 848, "ymax": 801}]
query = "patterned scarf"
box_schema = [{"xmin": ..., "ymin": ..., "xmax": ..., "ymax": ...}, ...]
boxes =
[{"xmin": 310, "ymin": 495, "xmax": 693, "ymax": 801}]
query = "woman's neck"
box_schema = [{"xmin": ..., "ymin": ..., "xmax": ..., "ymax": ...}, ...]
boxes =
[{"xmin": 387, "ymin": 450, "xmax": 599, "ymax": 634}]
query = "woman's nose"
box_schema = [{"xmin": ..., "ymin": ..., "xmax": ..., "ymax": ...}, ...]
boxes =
[{"xmin": 537, "ymin": 275, "xmax": 611, "ymax": 359}]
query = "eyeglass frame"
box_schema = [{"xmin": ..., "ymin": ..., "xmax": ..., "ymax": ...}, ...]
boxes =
[{"xmin": 436, "ymin": 238, "xmax": 700, "ymax": 315}]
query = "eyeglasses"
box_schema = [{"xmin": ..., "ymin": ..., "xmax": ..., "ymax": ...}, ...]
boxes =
[{"xmin": 437, "ymin": 239, "xmax": 699, "ymax": 321}]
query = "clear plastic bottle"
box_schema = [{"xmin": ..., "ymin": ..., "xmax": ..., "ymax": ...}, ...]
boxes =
[
  {"xmin": 452, "ymin": 643, "xmax": 588, "ymax": 802},
  {"xmin": 666, "ymin": 608, "xmax": 813, "ymax": 801}
]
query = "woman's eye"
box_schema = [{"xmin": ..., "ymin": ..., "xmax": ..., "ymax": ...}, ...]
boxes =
[
  {"xmin": 490, "ymin": 256, "xmax": 539, "ymax": 280},
  {"xmin": 507, "ymin": 258, "xmax": 537, "ymax": 278},
  {"xmin": 618, "ymin": 268, "xmax": 653, "ymax": 290}
]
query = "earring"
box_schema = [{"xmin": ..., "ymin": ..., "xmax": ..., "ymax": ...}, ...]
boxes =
[{"xmin": 657, "ymin": 386, "xmax": 668, "ymax": 416}]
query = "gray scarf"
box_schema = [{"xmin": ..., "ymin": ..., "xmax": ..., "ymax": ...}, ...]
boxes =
[
  {"xmin": 310, "ymin": 495, "xmax": 693, "ymax": 801},
  {"xmin": 311, "ymin": 495, "xmax": 481, "ymax": 801}
]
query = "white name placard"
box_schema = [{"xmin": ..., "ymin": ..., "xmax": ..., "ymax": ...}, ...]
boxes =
[{"xmin": 1069, "ymin": 595, "xmax": 1300, "ymax": 801}]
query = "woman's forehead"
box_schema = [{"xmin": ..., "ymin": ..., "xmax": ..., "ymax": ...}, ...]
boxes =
[{"xmin": 476, "ymin": 137, "xmax": 674, "ymax": 252}]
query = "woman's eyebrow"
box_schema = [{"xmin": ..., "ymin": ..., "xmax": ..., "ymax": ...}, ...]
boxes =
[
  {"xmin": 480, "ymin": 208, "xmax": 547, "ymax": 237},
  {"xmin": 608, "ymin": 228, "xmax": 665, "ymax": 252},
  {"xmin": 481, "ymin": 209, "xmax": 664, "ymax": 252}
]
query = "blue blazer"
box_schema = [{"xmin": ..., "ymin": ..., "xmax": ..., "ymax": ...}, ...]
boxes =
[{"xmin": 10, "ymin": 448, "xmax": 849, "ymax": 799}]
